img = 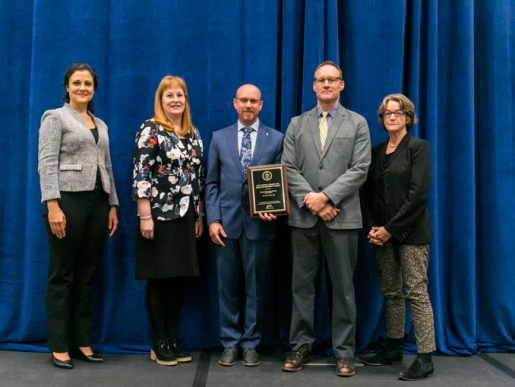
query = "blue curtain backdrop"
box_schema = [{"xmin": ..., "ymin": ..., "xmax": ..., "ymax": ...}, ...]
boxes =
[{"xmin": 1, "ymin": 0, "xmax": 514, "ymax": 356}]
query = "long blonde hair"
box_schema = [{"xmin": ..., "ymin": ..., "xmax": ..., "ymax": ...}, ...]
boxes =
[{"xmin": 154, "ymin": 76, "xmax": 193, "ymax": 136}]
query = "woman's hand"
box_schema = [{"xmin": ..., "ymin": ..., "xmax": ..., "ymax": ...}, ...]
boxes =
[
  {"xmin": 108, "ymin": 206, "xmax": 119, "ymax": 237},
  {"xmin": 140, "ymin": 218, "xmax": 154, "ymax": 239},
  {"xmin": 195, "ymin": 217, "xmax": 204, "ymax": 238},
  {"xmin": 47, "ymin": 200, "xmax": 66, "ymax": 239},
  {"xmin": 368, "ymin": 226, "xmax": 392, "ymax": 246}
]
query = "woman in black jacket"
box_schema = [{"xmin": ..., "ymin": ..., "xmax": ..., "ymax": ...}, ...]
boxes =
[{"xmin": 360, "ymin": 94, "xmax": 435, "ymax": 381}]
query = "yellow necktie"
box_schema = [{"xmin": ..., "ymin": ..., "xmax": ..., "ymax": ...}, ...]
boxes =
[{"xmin": 319, "ymin": 112, "xmax": 328, "ymax": 150}]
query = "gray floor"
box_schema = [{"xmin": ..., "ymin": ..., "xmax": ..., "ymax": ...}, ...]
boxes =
[{"xmin": 1, "ymin": 351, "xmax": 514, "ymax": 387}]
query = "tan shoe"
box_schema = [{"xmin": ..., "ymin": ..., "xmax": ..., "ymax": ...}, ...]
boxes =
[{"xmin": 336, "ymin": 357, "xmax": 355, "ymax": 377}]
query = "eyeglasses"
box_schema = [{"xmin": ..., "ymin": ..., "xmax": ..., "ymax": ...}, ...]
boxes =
[
  {"xmin": 315, "ymin": 77, "xmax": 342, "ymax": 85},
  {"xmin": 236, "ymin": 98, "xmax": 261, "ymax": 105},
  {"xmin": 383, "ymin": 110, "xmax": 405, "ymax": 118}
]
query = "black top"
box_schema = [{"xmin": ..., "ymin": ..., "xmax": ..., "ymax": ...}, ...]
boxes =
[
  {"xmin": 90, "ymin": 127, "xmax": 99, "ymax": 144},
  {"xmin": 361, "ymin": 134, "xmax": 433, "ymax": 244},
  {"xmin": 90, "ymin": 127, "xmax": 102, "ymax": 185}
]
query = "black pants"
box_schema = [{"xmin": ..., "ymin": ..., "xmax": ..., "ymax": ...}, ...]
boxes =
[
  {"xmin": 145, "ymin": 277, "xmax": 187, "ymax": 343},
  {"xmin": 44, "ymin": 186, "xmax": 109, "ymax": 352}
]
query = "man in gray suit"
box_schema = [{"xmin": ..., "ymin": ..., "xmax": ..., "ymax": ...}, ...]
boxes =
[{"xmin": 281, "ymin": 61, "xmax": 371, "ymax": 377}]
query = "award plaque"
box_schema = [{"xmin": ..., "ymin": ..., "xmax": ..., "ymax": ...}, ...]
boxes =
[{"xmin": 247, "ymin": 164, "xmax": 290, "ymax": 217}]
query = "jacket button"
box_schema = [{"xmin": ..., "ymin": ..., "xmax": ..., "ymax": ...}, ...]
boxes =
[
  {"xmin": 386, "ymin": 201, "xmax": 389, "ymax": 205},
  {"xmin": 319, "ymin": 165, "xmax": 323, "ymax": 170},
  {"xmin": 385, "ymin": 168, "xmax": 389, "ymax": 173},
  {"xmin": 385, "ymin": 184, "xmax": 389, "ymax": 189}
]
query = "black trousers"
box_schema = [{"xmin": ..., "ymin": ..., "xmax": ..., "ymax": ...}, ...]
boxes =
[
  {"xmin": 145, "ymin": 277, "xmax": 188, "ymax": 343},
  {"xmin": 44, "ymin": 185, "xmax": 109, "ymax": 352}
]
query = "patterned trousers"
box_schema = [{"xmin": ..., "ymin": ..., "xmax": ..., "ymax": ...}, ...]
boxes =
[{"xmin": 375, "ymin": 242, "xmax": 436, "ymax": 353}]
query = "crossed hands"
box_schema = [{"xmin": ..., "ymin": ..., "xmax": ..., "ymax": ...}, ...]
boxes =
[
  {"xmin": 303, "ymin": 192, "xmax": 340, "ymax": 222},
  {"xmin": 367, "ymin": 226, "xmax": 391, "ymax": 246}
]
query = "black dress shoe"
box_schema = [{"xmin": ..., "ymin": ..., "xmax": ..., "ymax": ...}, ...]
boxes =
[
  {"xmin": 336, "ymin": 357, "xmax": 355, "ymax": 377},
  {"xmin": 219, "ymin": 347, "xmax": 237, "ymax": 366},
  {"xmin": 242, "ymin": 348, "xmax": 260, "ymax": 367},
  {"xmin": 282, "ymin": 345, "xmax": 311, "ymax": 372},
  {"xmin": 52, "ymin": 354, "xmax": 73, "ymax": 369},
  {"xmin": 360, "ymin": 346, "xmax": 403, "ymax": 366},
  {"xmin": 399, "ymin": 357, "xmax": 434, "ymax": 381},
  {"xmin": 70, "ymin": 348, "xmax": 104, "ymax": 363}
]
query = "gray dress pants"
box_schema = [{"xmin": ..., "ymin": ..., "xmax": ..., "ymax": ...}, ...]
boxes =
[{"xmin": 289, "ymin": 221, "xmax": 358, "ymax": 358}]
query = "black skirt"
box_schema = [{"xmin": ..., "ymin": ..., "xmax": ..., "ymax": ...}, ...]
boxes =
[{"xmin": 135, "ymin": 203, "xmax": 199, "ymax": 280}]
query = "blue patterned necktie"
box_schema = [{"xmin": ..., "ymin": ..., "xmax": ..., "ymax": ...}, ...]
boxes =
[{"xmin": 240, "ymin": 127, "xmax": 253, "ymax": 178}]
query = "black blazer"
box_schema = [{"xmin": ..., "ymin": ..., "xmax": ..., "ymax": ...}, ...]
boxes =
[{"xmin": 361, "ymin": 133, "xmax": 432, "ymax": 244}]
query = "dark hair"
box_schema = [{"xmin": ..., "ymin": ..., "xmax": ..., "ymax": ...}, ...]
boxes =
[
  {"xmin": 62, "ymin": 63, "xmax": 98, "ymax": 114},
  {"xmin": 314, "ymin": 61, "xmax": 343, "ymax": 80},
  {"xmin": 377, "ymin": 94, "xmax": 418, "ymax": 132}
]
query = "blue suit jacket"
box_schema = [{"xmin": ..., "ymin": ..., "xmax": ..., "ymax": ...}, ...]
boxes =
[{"xmin": 205, "ymin": 121, "xmax": 284, "ymax": 240}]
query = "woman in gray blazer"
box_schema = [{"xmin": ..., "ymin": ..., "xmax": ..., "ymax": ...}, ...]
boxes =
[
  {"xmin": 360, "ymin": 94, "xmax": 435, "ymax": 381},
  {"xmin": 38, "ymin": 63, "xmax": 119, "ymax": 369}
]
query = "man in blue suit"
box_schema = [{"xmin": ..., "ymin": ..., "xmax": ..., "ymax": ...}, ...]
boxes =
[{"xmin": 206, "ymin": 84, "xmax": 284, "ymax": 367}]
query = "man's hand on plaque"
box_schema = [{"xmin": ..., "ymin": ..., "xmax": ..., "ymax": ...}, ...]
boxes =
[{"xmin": 258, "ymin": 212, "xmax": 277, "ymax": 222}]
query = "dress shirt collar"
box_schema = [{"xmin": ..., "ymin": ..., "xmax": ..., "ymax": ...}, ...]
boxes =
[
  {"xmin": 317, "ymin": 105, "xmax": 338, "ymax": 119},
  {"xmin": 238, "ymin": 119, "xmax": 260, "ymax": 132}
]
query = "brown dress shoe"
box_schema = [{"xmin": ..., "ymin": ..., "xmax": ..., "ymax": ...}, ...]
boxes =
[
  {"xmin": 282, "ymin": 345, "xmax": 311, "ymax": 372},
  {"xmin": 336, "ymin": 357, "xmax": 355, "ymax": 377}
]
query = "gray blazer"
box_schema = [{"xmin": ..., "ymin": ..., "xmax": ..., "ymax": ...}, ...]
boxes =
[
  {"xmin": 38, "ymin": 103, "xmax": 119, "ymax": 206},
  {"xmin": 281, "ymin": 104, "xmax": 371, "ymax": 229}
]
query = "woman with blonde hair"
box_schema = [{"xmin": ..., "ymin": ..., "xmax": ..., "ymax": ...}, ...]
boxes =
[{"xmin": 132, "ymin": 76, "xmax": 205, "ymax": 366}]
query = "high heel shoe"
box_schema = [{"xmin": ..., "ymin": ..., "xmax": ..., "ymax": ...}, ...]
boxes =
[
  {"xmin": 52, "ymin": 353, "xmax": 73, "ymax": 369},
  {"xmin": 69, "ymin": 348, "xmax": 104, "ymax": 363}
]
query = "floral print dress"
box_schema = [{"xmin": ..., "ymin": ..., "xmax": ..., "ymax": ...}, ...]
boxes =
[{"xmin": 132, "ymin": 119, "xmax": 205, "ymax": 221}]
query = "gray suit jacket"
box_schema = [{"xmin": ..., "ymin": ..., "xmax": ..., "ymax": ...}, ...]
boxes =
[
  {"xmin": 38, "ymin": 103, "xmax": 119, "ymax": 206},
  {"xmin": 281, "ymin": 104, "xmax": 371, "ymax": 229}
]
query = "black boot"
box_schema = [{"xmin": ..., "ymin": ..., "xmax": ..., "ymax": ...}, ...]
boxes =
[
  {"xmin": 150, "ymin": 339, "xmax": 178, "ymax": 366},
  {"xmin": 170, "ymin": 338, "xmax": 192, "ymax": 363},
  {"xmin": 399, "ymin": 353, "xmax": 434, "ymax": 381},
  {"xmin": 360, "ymin": 338, "xmax": 403, "ymax": 366}
]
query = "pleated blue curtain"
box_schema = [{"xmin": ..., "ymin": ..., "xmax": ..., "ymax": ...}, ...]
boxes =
[{"xmin": 1, "ymin": 0, "xmax": 514, "ymax": 355}]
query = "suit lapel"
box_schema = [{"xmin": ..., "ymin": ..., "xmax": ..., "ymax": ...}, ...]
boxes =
[
  {"xmin": 66, "ymin": 104, "xmax": 98, "ymax": 148},
  {"xmin": 250, "ymin": 122, "xmax": 268, "ymax": 166},
  {"xmin": 320, "ymin": 104, "xmax": 345, "ymax": 160},
  {"xmin": 384, "ymin": 134, "xmax": 410, "ymax": 166},
  {"xmin": 92, "ymin": 117, "xmax": 105, "ymax": 148},
  {"xmin": 308, "ymin": 108, "xmax": 323, "ymax": 158},
  {"xmin": 228, "ymin": 123, "xmax": 243, "ymax": 177}
]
